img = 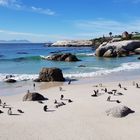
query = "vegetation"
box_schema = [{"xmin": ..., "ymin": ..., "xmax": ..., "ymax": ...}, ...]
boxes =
[
  {"xmin": 90, "ymin": 32, "xmax": 140, "ymax": 48},
  {"xmin": 90, "ymin": 37, "xmax": 110, "ymax": 48}
]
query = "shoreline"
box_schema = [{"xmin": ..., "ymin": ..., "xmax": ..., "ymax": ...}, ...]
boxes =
[{"xmin": 1, "ymin": 68, "xmax": 140, "ymax": 96}]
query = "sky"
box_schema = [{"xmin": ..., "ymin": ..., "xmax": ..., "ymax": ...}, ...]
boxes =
[{"xmin": 0, "ymin": 0, "xmax": 140, "ymax": 42}]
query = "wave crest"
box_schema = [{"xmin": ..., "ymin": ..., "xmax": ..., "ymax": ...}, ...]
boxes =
[{"xmin": 64, "ymin": 62, "xmax": 140, "ymax": 78}]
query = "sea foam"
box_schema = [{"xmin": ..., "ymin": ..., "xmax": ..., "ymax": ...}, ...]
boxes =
[
  {"xmin": 64, "ymin": 61, "xmax": 140, "ymax": 78},
  {"xmin": 0, "ymin": 74, "xmax": 38, "ymax": 82}
]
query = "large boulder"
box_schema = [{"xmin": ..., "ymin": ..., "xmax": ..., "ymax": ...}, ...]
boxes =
[
  {"xmin": 117, "ymin": 48, "xmax": 129, "ymax": 57},
  {"xmin": 95, "ymin": 40, "xmax": 140, "ymax": 57},
  {"xmin": 95, "ymin": 47, "xmax": 107, "ymax": 57},
  {"xmin": 106, "ymin": 105, "xmax": 134, "ymax": 118},
  {"xmin": 47, "ymin": 53, "xmax": 80, "ymax": 62},
  {"xmin": 103, "ymin": 49, "xmax": 117, "ymax": 57},
  {"xmin": 134, "ymin": 48, "xmax": 140, "ymax": 54},
  {"xmin": 23, "ymin": 92, "xmax": 46, "ymax": 101},
  {"xmin": 35, "ymin": 67, "xmax": 65, "ymax": 82}
]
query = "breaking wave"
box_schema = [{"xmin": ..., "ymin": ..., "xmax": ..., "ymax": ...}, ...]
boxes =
[
  {"xmin": 0, "ymin": 56, "xmax": 41, "ymax": 62},
  {"xmin": 64, "ymin": 62, "xmax": 140, "ymax": 78},
  {"xmin": 0, "ymin": 61, "xmax": 140, "ymax": 82}
]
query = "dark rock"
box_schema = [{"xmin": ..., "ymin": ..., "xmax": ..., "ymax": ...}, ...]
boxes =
[
  {"xmin": 34, "ymin": 78, "xmax": 41, "ymax": 82},
  {"xmin": 47, "ymin": 53, "xmax": 80, "ymax": 62},
  {"xmin": 138, "ymin": 57, "xmax": 140, "ymax": 60},
  {"xmin": 78, "ymin": 65, "xmax": 86, "ymax": 67},
  {"xmin": 23, "ymin": 92, "xmax": 46, "ymax": 101},
  {"xmin": 37, "ymin": 67, "xmax": 65, "ymax": 82},
  {"xmin": 117, "ymin": 48, "xmax": 129, "ymax": 57},
  {"xmin": 5, "ymin": 79, "xmax": 16, "ymax": 83},
  {"xmin": 65, "ymin": 54, "xmax": 79, "ymax": 62},
  {"xmin": 0, "ymin": 54, "xmax": 4, "ymax": 58},
  {"xmin": 17, "ymin": 52, "xmax": 28, "ymax": 54},
  {"xmin": 95, "ymin": 48, "xmax": 107, "ymax": 57}
]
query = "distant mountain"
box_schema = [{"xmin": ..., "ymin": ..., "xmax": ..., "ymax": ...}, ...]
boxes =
[{"xmin": 0, "ymin": 40, "xmax": 31, "ymax": 43}]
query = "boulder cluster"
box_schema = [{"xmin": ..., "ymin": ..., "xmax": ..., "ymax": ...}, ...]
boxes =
[
  {"xmin": 46, "ymin": 53, "xmax": 80, "ymax": 62},
  {"xmin": 95, "ymin": 40, "xmax": 140, "ymax": 57}
]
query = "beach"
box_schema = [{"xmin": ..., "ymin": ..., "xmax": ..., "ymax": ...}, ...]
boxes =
[
  {"xmin": 0, "ymin": 79, "xmax": 140, "ymax": 140},
  {"xmin": 1, "ymin": 0, "xmax": 140, "ymax": 139}
]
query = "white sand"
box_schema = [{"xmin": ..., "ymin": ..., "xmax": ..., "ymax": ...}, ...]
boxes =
[{"xmin": 0, "ymin": 80, "xmax": 140, "ymax": 140}]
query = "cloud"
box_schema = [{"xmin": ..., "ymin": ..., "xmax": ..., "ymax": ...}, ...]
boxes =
[
  {"xmin": 74, "ymin": 19, "xmax": 140, "ymax": 37},
  {"xmin": 31, "ymin": 6, "xmax": 55, "ymax": 16},
  {"xmin": 0, "ymin": 0, "xmax": 9, "ymax": 6},
  {"xmin": 0, "ymin": 0, "xmax": 22, "ymax": 9},
  {"xmin": 114, "ymin": 0, "xmax": 140, "ymax": 4},
  {"xmin": 0, "ymin": 29, "xmax": 71, "ymax": 41},
  {"xmin": 0, "ymin": 0, "xmax": 55, "ymax": 15},
  {"xmin": 132, "ymin": 0, "xmax": 140, "ymax": 3},
  {"xmin": 0, "ymin": 29, "xmax": 46, "ymax": 37}
]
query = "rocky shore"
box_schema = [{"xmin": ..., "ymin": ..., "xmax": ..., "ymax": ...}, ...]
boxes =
[
  {"xmin": 95, "ymin": 40, "xmax": 140, "ymax": 57},
  {"xmin": 51, "ymin": 40, "xmax": 93, "ymax": 47}
]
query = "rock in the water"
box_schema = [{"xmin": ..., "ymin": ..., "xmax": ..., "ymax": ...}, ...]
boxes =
[
  {"xmin": 78, "ymin": 65, "xmax": 86, "ymax": 67},
  {"xmin": 23, "ymin": 92, "xmax": 46, "ymax": 101},
  {"xmin": 65, "ymin": 54, "xmax": 79, "ymax": 62},
  {"xmin": 5, "ymin": 79, "xmax": 17, "ymax": 83},
  {"xmin": 117, "ymin": 48, "xmax": 129, "ymax": 57},
  {"xmin": 106, "ymin": 105, "xmax": 134, "ymax": 118},
  {"xmin": 103, "ymin": 49, "xmax": 117, "ymax": 57},
  {"xmin": 95, "ymin": 40, "xmax": 140, "ymax": 57},
  {"xmin": 47, "ymin": 53, "xmax": 80, "ymax": 62},
  {"xmin": 37, "ymin": 67, "xmax": 65, "ymax": 82},
  {"xmin": 134, "ymin": 48, "xmax": 140, "ymax": 54},
  {"xmin": 95, "ymin": 47, "xmax": 107, "ymax": 57}
]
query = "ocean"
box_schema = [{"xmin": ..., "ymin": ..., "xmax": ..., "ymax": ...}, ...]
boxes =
[{"xmin": 0, "ymin": 43, "xmax": 140, "ymax": 95}]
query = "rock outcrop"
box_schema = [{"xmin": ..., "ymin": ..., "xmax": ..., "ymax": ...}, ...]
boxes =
[
  {"xmin": 23, "ymin": 92, "xmax": 46, "ymax": 101},
  {"xmin": 106, "ymin": 105, "xmax": 134, "ymax": 118},
  {"xmin": 34, "ymin": 67, "xmax": 65, "ymax": 82},
  {"xmin": 52, "ymin": 40, "xmax": 93, "ymax": 47},
  {"xmin": 46, "ymin": 53, "xmax": 80, "ymax": 62},
  {"xmin": 95, "ymin": 40, "xmax": 140, "ymax": 57}
]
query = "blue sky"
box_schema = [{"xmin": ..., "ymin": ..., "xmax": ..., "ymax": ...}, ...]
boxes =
[{"xmin": 0, "ymin": 0, "xmax": 140, "ymax": 42}]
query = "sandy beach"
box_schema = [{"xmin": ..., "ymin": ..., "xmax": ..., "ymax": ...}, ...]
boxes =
[{"xmin": 0, "ymin": 79, "xmax": 140, "ymax": 140}]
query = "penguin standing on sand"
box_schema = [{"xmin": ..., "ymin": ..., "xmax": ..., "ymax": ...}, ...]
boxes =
[{"xmin": 43, "ymin": 105, "xmax": 48, "ymax": 112}]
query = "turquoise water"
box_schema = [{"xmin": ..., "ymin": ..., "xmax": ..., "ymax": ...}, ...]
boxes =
[
  {"xmin": 1, "ymin": 43, "xmax": 140, "ymax": 96},
  {"xmin": 0, "ymin": 43, "xmax": 140, "ymax": 81}
]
